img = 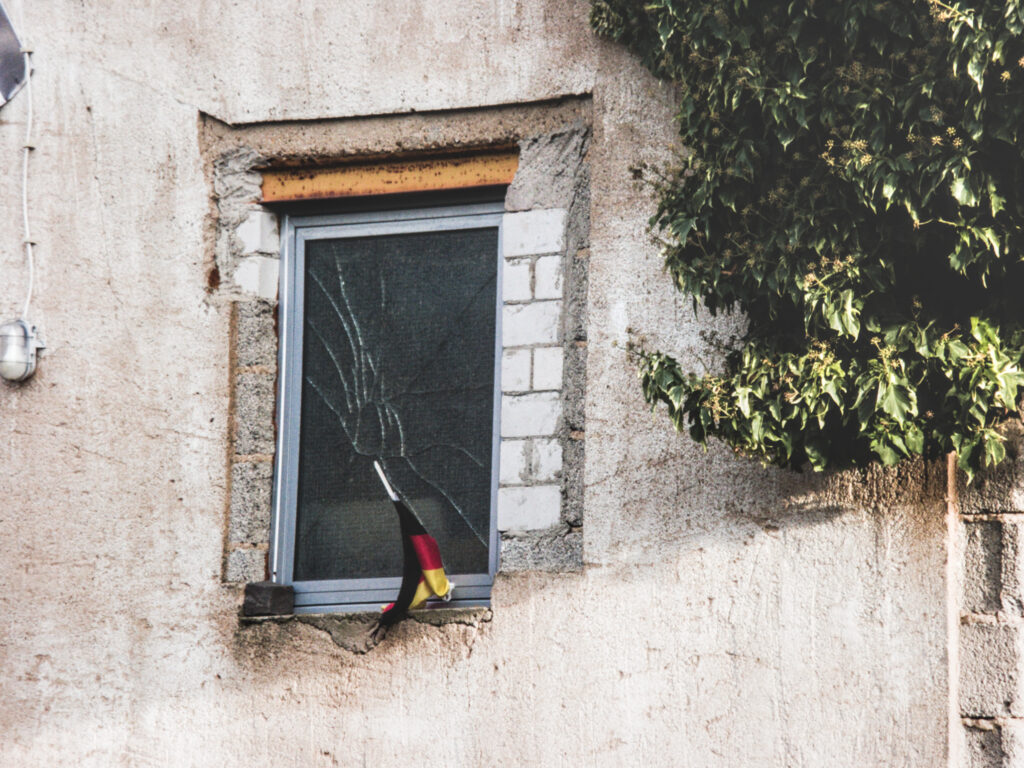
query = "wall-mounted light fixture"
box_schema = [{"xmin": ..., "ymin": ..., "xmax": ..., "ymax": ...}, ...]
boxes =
[{"xmin": 0, "ymin": 318, "xmax": 42, "ymax": 382}]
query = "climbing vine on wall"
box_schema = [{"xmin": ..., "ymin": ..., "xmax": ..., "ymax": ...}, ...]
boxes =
[{"xmin": 592, "ymin": 0, "xmax": 1024, "ymax": 478}]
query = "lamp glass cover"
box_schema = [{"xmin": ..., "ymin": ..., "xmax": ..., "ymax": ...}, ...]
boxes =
[{"xmin": 0, "ymin": 319, "xmax": 35, "ymax": 381}]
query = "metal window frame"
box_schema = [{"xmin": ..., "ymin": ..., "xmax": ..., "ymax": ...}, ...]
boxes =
[{"xmin": 270, "ymin": 201, "xmax": 505, "ymax": 614}]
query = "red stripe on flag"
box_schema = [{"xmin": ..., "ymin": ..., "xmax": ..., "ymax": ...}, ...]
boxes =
[{"xmin": 410, "ymin": 534, "xmax": 444, "ymax": 571}]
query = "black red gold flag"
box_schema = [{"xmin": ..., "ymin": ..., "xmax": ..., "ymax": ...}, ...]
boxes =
[{"xmin": 373, "ymin": 461, "xmax": 452, "ymax": 629}]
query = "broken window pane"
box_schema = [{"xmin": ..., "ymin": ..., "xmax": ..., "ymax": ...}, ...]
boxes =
[{"xmin": 293, "ymin": 226, "xmax": 498, "ymax": 582}]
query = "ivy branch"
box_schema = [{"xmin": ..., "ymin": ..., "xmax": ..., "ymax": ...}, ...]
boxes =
[{"xmin": 592, "ymin": 0, "xmax": 1024, "ymax": 479}]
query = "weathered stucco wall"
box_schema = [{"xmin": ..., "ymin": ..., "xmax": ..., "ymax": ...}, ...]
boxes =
[{"xmin": 0, "ymin": 1, "xmax": 955, "ymax": 765}]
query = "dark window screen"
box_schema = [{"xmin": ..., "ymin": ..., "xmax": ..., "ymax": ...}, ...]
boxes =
[{"xmin": 294, "ymin": 226, "xmax": 498, "ymax": 582}]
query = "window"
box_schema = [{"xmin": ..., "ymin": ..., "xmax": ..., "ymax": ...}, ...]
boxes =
[{"xmin": 270, "ymin": 202, "xmax": 504, "ymax": 612}]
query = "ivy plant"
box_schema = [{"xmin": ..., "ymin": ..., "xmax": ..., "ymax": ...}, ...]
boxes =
[{"xmin": 591, "ymin": 0, "xmax": 1024, "ymax": 478}]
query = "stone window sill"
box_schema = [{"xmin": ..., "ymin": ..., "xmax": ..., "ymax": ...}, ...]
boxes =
[{"xmin": 238, "ymin": 607, "xmax": 493, "ymax": 654}]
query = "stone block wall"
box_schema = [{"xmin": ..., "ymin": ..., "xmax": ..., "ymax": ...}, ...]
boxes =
[
  {"xmin": 960, "ymin": 435, "xmax": 1024, "ymax": 766},
  {"xmin": 225, "ymin": 300, "xmax": 276, "ymax": 583}
]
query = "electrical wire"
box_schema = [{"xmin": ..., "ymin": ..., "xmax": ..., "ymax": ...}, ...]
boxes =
[{"xmin": 19, "ymin": 47, "xmax": 32, "ymax": 319}]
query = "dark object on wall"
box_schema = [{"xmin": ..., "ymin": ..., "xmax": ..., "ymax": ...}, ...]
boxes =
[
  {"xmin": 243, "ymin": 581, "xmax": 295, "ymax": 616},
  {"xmin": 0, "ymin": 1, "xmax": 25, "ymax": 106}
]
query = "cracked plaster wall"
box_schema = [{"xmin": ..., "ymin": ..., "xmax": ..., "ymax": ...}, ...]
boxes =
[{"xmin": 0, "ymin": 0, "xmax": 959, "ymax": 766}]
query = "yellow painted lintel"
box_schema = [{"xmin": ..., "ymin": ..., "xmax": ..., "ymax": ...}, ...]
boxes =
[{"xmin": 261, "ymin": 151, "xmax": 519, "ymax": 202}]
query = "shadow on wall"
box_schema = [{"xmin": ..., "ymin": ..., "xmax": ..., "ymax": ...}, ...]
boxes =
[{"xmin": 585, "ymin": 348, "xmax": 950, "ymax": 568}]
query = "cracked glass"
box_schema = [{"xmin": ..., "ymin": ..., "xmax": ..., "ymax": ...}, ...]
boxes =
[{"xmin": 293, "ymin": 226, "xmax": 498, "ymax": 582}]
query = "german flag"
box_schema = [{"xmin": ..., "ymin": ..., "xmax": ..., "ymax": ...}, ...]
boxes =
[{"xmin": 374, "ymin": 462, "xmax": 453, "ymax": 626}]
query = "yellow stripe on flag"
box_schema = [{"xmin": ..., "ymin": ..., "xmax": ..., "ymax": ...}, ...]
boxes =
[
  {"xmin": 408, "ymin": 578, "xmax": 434, "ymax": 611},
  {"xmin": 422, "ymin": 567, "xmax": 451, "ymax": 600}
]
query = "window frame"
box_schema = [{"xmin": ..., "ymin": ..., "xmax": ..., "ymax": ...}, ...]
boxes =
[{"xmin": 269, "ymin": 201, "xmax": 505, "ymax": 613}]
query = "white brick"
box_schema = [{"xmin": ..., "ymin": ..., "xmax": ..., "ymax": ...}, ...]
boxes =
[
  {"xmin": 532, "ymin": 438, "xmax": 563, "ymax": 482},
  {"xmin": 503, "ymin": 301, "xmax": 561, "ymax": 347},
  {"xmin": 534, "ymin": 255, "xmax": 563, "ymax": 299},
  {"xmin": 499, "ymin": 439, "xmax": 531, "ymax": 484},
  {"xmin": 501, "ymin": 349, "xmax": 531, "ymax": 392},
  {"xmin": 233, "ymin": 256, "xmax": 280, "ymax": 301},
  {"xmin": 502, "ymin": 392, "xmax": 560, "ymax": 437},
  {"xmin": 497, "ymin": 485, "xmax": 561, "ymax": 531},
  {"xmin": 502, "ymin": 259, "xmax": 532, "ymax": 302},
  {"xmin": 532, "ymin": 346, "xmax": 563, "ymax": 391},
  {"xmin": 236, "ymin": 209, "xmax": 280, "ymax": 254},
  {"xmin": 502, "ymin": 209, "xmax": 567, "ymax": 257}
]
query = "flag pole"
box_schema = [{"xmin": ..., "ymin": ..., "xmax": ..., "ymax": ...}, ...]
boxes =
[{"xmin": 373, "ymin": 460, "xmax": 399, "ymax": 501}]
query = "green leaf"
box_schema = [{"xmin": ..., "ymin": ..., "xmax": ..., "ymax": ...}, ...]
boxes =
[
  {"xmin": 988, "ymin": 181, "xmax": 1006, "ymax": 216},
  {"xmin": 871, "ymin": 437, "xmax": 901, "ymax": 466},
  {"xmin": 877, "ymin": 381, "xmax": 914, "ymax": 424},
  {"xmin": 675, "ymin": 216, "xmax": 697, "ymax": 243},
  {"xmin": 805, "ymin": 437, "xmax": 828, "ymax": 470},
  {"xmin": 967, "ymin": 53, "xmax": 986, "ymax": 92},
  {"xmin": 905, "ymin": 424, "xmax": 925, "ymax": 455},
  {"xmin": 823, "ymin": 377, "xmax": 842, "ymax": 407},
  {"xmin": 951, "ymin": 176, "xmax": 979, "ymax": 207},
  {"xmin": 735, "ymin": 386, "xmax": 752, "ymax": 417},
  {"xmin": 750, "ymin": 412, "xmax": 765, "ymax": 443},
  {"xmin": 839, "ymin": 289, "xmax": 860, "ymax": 339},
  {"xmin": 984, "ymin": 434, "xmax": 1007, "ymax": 468}
]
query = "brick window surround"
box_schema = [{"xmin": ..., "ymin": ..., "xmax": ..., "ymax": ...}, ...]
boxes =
[{"xmin": 206, "ymin": 105, "xmax": 591, "ymax": 600}]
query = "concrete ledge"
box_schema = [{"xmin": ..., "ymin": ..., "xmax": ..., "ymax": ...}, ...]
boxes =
[{"xmin": 238, "ymin": 607, "xmax": 493, "ymax": 654}]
